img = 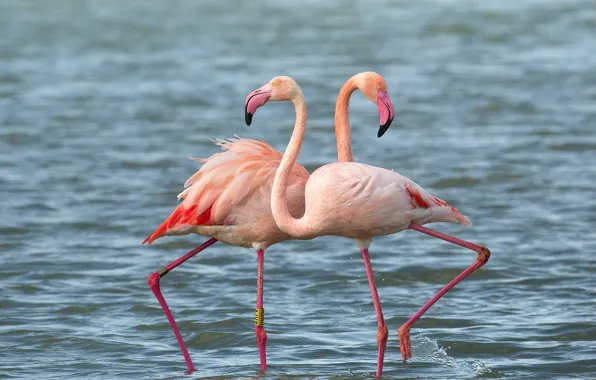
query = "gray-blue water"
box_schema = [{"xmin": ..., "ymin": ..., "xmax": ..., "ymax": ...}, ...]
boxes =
[{"xmin": 1, "ymin": 0, "xmax": 595, "ymax": 379}]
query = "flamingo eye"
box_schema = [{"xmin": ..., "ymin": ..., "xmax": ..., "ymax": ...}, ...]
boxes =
[{"xmin": 271, "ymin": 81, "xmax": 280, "ymax": 87}]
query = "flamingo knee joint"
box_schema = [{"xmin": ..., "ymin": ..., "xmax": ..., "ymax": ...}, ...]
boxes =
[
  {"xmin": 377, "ymin": 325, "xmax": 388, "ymax": 344},
  {"xmin": 477, "ymin": 246, "xmax": 491, "ymax": 264}
]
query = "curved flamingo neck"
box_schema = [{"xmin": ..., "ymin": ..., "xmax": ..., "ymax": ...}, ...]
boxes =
[
  {"xmin": 335, "ymin": 76, "xmax": 358, "ymax": 162},
  {"xmin": 271, "ymin": 91, "xmax": 313, "ymax": 239}
]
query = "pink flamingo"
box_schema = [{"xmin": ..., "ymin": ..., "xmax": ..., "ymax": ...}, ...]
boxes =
[
  {"xmin": 247, "ymin": 76, "xmax": 490, "ymax": 377},
  {"xmin": 143, "ymin": 72, "xmax": 395, "ymax": 374}
]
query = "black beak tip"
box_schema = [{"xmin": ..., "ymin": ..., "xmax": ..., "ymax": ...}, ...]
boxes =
[
  {"xmin": 377, "ymin": 118, "xmax": 394, "ymax": 138},
  {"xmin": 245, "ymin": 112, "xmax": 253, "ymax": 126}
]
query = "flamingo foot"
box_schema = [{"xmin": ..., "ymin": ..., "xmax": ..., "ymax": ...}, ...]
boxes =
[
  {"xmin": 376, "ymin": 325, "xmax": 388, "ymax": 377},
  {"xmin": 397, "ymin": 324, "xmax": 412, "ymax": 362},
  {"xmin": 255, "ymin": 325, "xmax": 268, "ymax": 371}
]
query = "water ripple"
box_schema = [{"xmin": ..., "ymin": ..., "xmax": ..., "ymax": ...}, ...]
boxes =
[{"xmin": 1, "ymin": 0, "xmax": 594, "ymax": 379}]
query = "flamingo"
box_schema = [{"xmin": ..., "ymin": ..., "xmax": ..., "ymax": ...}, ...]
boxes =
[
  {"xmin": 246, "ymin": 76, "xmax": 491, "ymax": 377},
  {"xmin": 143, "ymin": 72, "xmax": 395, "ymax": 374}
]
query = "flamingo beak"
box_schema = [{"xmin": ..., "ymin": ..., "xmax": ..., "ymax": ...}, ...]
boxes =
[
  {"xmin": 245, "ymin": 84, "xmax": 273, "ymax": 126},
  {"xmin": 377, "ymin": 89, "xmax": 395, "ymax": 138}
]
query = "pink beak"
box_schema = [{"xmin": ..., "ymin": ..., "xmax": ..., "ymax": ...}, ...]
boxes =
[
  {"xmin": 245, "ymin": 83, "xmax": 273, "ymax": 125},
  {"xmin": 377, "ymin": 89, "xmax": 395, "ymax": 137}
]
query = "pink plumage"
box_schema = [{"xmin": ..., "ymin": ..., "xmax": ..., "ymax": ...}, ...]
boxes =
[
  {"xmin": 298, "ymin": 162, "xmax": 471, "ymax": 239},
  {"xmin": 249, "ymin": 75, "xmax": 490, "ymax": 376},
  {"xmin": 144, "ymin": 72, "xmax": 396, "ymax": 375},
  {"xmin": 143, "ymin": 138, "xmax": 309, "ymax": 248}
]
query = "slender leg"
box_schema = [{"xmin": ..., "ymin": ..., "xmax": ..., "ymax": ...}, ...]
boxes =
[
  {"xmin": 361, "ymin": 248, "xmax": 388, "ymax": 378},
  {"xmin": 147, "ymin": 238, "xmax": 218, "ymax": 374},
  {"xmin": 397, "ymin": 223, "xmax": 490, "ymax": 362},
  {"xmin": 254, "ymin": 249, "xmax": 268, "ymax": 371}
]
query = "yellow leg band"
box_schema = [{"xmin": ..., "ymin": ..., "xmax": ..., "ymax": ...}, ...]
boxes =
[{"xmin": 255, "ymin": 308, "xmax": 264, "ymax": 327}]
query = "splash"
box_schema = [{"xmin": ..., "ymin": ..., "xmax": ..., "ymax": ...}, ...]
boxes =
[{"xmin": 411, "ymin": 335, "xmax": 499, "ymax": 378}]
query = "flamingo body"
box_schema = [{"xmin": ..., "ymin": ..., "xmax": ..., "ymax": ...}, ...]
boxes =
[
  {"xmin": 302, "ymin": 162, "xmax": 471, "ymax": 239},
  {"xmin": 143, "ymin": 138, "xmax": 309, "ymax": 250}
]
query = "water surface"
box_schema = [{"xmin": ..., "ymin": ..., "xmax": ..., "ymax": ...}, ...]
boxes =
[{"xmin": 1, "ymin": 0, "xmax": 595, "ymax": 379}]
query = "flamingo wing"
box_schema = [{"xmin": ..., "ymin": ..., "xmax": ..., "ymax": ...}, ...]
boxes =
[
  {"xmin": 402, "ymin": 178, "xmax": 471, "ymax": 226},
  {"xmin": 143, "ymin": 138, "xmax": 309, "ymax": 244},
  {"xmin": 308, "ymin": 162, "xmax": 471, "ymax": 230}
]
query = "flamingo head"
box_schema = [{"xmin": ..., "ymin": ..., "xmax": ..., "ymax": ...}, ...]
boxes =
[
  {"xmin": 354, "ymin": 72, "xmax": 395, "ymax": 138},
  {"xmin": 245, "ymin": 76, "xmax": 302, "ymax": 126}
]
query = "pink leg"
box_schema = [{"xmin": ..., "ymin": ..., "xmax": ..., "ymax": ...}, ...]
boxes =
[
  {"xmin": 361, "ymin": 248, "xmax": 388, "ymax": 378},
  {"xmin": 254, "ymin": 249, "xmax": 268, "ymax": 372},
  {"xmin": 147, "ymin": 238, "xmax": 218, "ymax": 374},
  {"xmin": 398, "ymin": 223, "xmax": 491, "ymax": 362}
]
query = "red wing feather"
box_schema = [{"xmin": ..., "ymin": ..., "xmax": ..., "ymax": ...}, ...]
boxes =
[
  {"xmin": 406, "ymin": 184, "xmax": 430, "ymax": 209},
  {"xmin": 142, "ymin": 205, "xmax": 212, "ymax": 245},
  {"xmin": 405, "ymin": 181, "xmax": 471, "ymax": 226}
]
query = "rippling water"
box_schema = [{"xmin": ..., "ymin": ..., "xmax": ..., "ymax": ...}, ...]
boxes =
[{"xmin": 1, "ymin": 0, "xmax": 595, "ymax": 379}]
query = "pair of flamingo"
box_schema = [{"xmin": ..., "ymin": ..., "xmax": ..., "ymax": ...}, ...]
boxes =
[{"xmin": 144, "ymin": 72, "xmax": 490, "ymax": 377}]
